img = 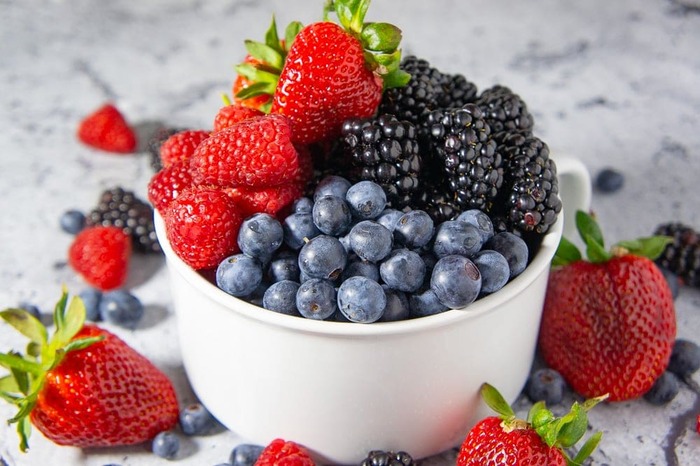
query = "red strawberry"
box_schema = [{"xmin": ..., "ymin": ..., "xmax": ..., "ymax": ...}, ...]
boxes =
[
  {"xmin": 147, "ymin": 158, "xmax": 195, "ymax": 211},
  {"xmin": 224, "ymin": 182, "xmax": 305, "ymax": 218},
  {"xmin": 213, "ymin": 103, "xmax": 264, "ymax": 133},
  {"xmin": 77, "ymin": 103, "xmax": 137, "ymax": 153},
  {"xmin": 164, "ymin": 187, "xmax": 244, "ymax": 270},
  {"xmin": 457, "ymin": 383, "xmax": 604, "ymax": 466},
  {"xmin": 68, "ymin": 226, "xmax": 131, "ymax": 291},
  {"xmin": 159, "ymin": 129, "xmax": 210, "ymax": 168},
  {"xmin": 190, "ymin": 114, "xmax": 300, "ymax": 188},
  {"xmin": 254, "ymin": 438, "xmax": 315, "ymax": 466},
  {"xmin": 539, "ymin": 211, "xmax": 676, "ymax": 401},
  {"xmin": 0, "ymin": 291, "xmax": 179, "ymax": 451}
]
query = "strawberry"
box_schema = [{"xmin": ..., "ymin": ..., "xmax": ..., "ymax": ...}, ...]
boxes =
[
  {"xmin": 77, "ymin": 103, "xmax": 137, "ymax": 153},
  {"xmin": 213, "ymin": 102, "xmax": 264, "ymax": 133},
  {"xmin": 163, "ymin": 187, "xmax": 244, "ymax": 270},
  {"xmin": 0, "ymin": 290, "xmax": 179, "ymax": 451},
  {"xmin": 457, "ymin": 383, "xmax": 604, "ymax": 466},
  {"xmin": 68, "ymin": 226, "xmax": 132, "ymax": 291},
  {"xmin": 190, "ymin": 114, "xmax": 300, "ymax": 188},
  {"xmin": 539, "ymin": 210, "xmax": 676, "ymax": 401},
  {"xmin": 159, "ymin": 129, "xmax": 210, "ymax": 168},
  {"xmin": 147, "ymin": 158, "xmax": 195, "ymax": 211},
  {"xmin": 232, "ymin": 54, "xmax": 276, "ymax": 112},
  {"xmin": 237, "ymin": 0, "xmax": 410, "ymax": 145},
  {"xmin": 254, "ymin": 438, "xmax": 315, "ymax": 466}
]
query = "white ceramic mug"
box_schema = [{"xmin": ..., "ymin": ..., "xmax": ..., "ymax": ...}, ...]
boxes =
[{"xmin": 155, "ymin": 153, "xmax": 590, "ymax": 465}]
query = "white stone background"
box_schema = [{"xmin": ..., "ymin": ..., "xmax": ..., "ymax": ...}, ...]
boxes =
[{"xmin": 1, "ymin": 0, "xmax": 699, "ymax": 464}]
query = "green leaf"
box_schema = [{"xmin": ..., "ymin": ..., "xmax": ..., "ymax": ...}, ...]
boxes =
[
  {"xmin": 333, "ymin": 0, "xmax": 357, "ymax": 30},
  {"xmin": 235, "ymin": 81, "xmax": 276, "ymax": 100},
  {"xmin": 575, "ymin": 210, "xmax": 605, "ymax": 250},
  {"xmin": 264, "ymin": 15, "xmax": 281, "ymax": 51},
  {"xmin": 53, "ymin": 288, "xmax": 69, "ymax": 331},
  {"xmin": 350, "ymin": 0, "xmax": 371, "ymax": 34},
  {"xmin": 571, "ymin": 431, "xmax": 603, "ymax": 465},
  {"xmin": 244, "ymin": 40, "xmax": 283, "ymax": 70},
  {"xmin": 0, "ymin": 353, "xmax": 42, "ymax": 375},
  {"xmin": 50, "ymin": 296, "xmax": 85, "ymax": 352},
  {"xmin": 0, "ymin": 308, "xmax": 47, "ymax": 345},
  {"xmin": 615, "ymin": 236, "xmax": 674, "ymax": 261},
  {"xmin": 234, "ymin": 63, "xmax": 279, "ymax": 84},
  {"xmin": 0, "ymin": 374, "xmax": 20, "ymax": 393},
  {"xmin": 480, "ymin": 383, "xmax": 515, "ymax": 420},
  {"xmin": 17, "ymin": 416, "xmax": 32, "ymax": 452},
  {"xmin": 585, "ymin": 234, "xmax": 612, "ymax": 263},
  {"xmin": 552, "ymin": 236, "xmax": 582, "ymax": 267},
  {"xmin": 556, "ymin": 403, "xmax": 589, "ymax": 448},
  {"xmin": 381, "ymin": 68, "xmax": 411, "ymax": 89},
  {"xmin": 372, "ymin": 49, "xmax": 402, "ymax": 72},
  {"xmin": 284, "ymin": 21, "xmax": 304, "ymax": 50},
  {"xmin": 361, "ymin": 22, "xmax": 402, "ymax": 51},
  {"xmin": 10, "ymin": 366, "xmax": 30, "ymax": 395},
  {"xmin": 63, "ymin": 335, "xmax": 103, "ymax": 354}
]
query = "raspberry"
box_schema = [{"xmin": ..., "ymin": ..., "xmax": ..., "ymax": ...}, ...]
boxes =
[
  {"xmin": 147, "ymin": 159, "xmax": 195, "ymax": 211},
  {"xmin": 191, "ymin": 114, "xmax": 300, "ymax": 188},
  {"xmin": 213, "ymin": 104, "xmax": 264, "ymax": 133},
  {"xmin": 163, "ymin": 188, "xmax": 244, "ymax": 270},
  {"xmin": 68, "ymin": 226, "xmax": 132, "ymax": 291},
  {"xmin": 77, "ymin": 103, "xmax": 137, "ymax": 153},
  {"xmin": 254, "ymin": 438, "xmax": 315, "ymax": 466},
  {"xmin": 159, "ymin": 129, "xmax": 210, "ymax": 168},
  {"xmin": 224, "ymin": 182, "xmax": 305, "ymax": 218}
]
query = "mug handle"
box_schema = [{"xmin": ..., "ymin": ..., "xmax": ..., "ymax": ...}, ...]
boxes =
[{"xmin": 555, "ymin": 154, "xmax": 592, "ymax": 240}]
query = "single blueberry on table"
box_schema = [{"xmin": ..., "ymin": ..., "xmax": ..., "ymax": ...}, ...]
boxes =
[
  {"xmin": 217, "ymin": 254, "xmax": 263, "ymax": 297},
  {"xmin": 237, "ymin": 213, "xmax": 284, "ymax": 260},
  {"xmin": 643, "ymin": 371, "xmax": 680, "ymax": 405},
  {"xmin": 378, "ymin": 286, "xmax": 410, "ymax": 322},
  {"xmin": 348, "ymin": 220, "xmax": 393, "ymax": 262},
  {"xmin": 379, "ymin": 248, "xmax": 426, "ymax": 293},
  {"xmin": 408, "ymin": 289, "xmax": 449, "ymax": 318},
  {"xmin": 283, "ymin": 211, "xmax": 321, "ymax": 250},
  {"xmin": 456, "ymin": 209, "xmax": 494, "ymax": 243},
  {"xmin": 314, "ymin": 175, "xmax": 352, "ymax": 201},
  {"xmin": 296, "ymin": 278, "xmax": 337, "ymax": 320},
  {"xmin": 345, "ymin": 180, "xmax": 387, "ymax": 220},
  {"xmin": 152, "ymin": 431, "xmax": 180, "ymax": 459},
  {"xmin": 262, "ymin": 280, "xmax": 300, "ymax": 315},
  {"xmin": 337, "ymin": 276, "xmax": 386, "ymax": 323},
  {"xmin": 298, "ymin": 235, "xmax": 348, "ymax": 281},
  {"xmin": 59, "ymin": 209, "xmax": 86, "ymax": 234},
  {"xmin": 668, "ymin": 339, "xmax": 700, "ymax": 378},
  {"xmin": 79, "ymin": 287, "xmax": 103, "ymax": 321},
  {"xmin": 484, "ymin": 231, "xmax": 529, "ymax": 278},
  {"xmin": 99, "ymin": 290, "xmax": 144, "ymax": 330},
  {"xmin": 525, "ymin": 368, "xmax": 567, "ymax": 405},
  {"xmin": 230, "ymin": 443, "xmax": 265, "ymax": 466},
  {"xmin": 180, "ymin": 402, "xmax": 218, "ymax": 435},
  {"xmin": 430, "ymin": 255, "xmax": 482, "ymax": 309},
  {"xmin": 432, "ymin": 220, "xmax": 482, "ymax": 258},
  {"xmin": 595, "ymin": 167, "xmax": 625, "ymax": 193},
  {"xmin": 393, "ymin": 210, "xmax": 435, "ymax": 249},
  {"xmin": 472, "ymin": 250, "xmax": 510, "ymax": 294},
  {"xmin": 312, "ymin": 195, "xmax": 353, "ymax": 236}
]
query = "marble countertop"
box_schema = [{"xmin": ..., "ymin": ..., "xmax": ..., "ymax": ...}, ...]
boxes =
[{"xmin": 2, "ymin": 0, "xmax": 700, "ymax": 464}]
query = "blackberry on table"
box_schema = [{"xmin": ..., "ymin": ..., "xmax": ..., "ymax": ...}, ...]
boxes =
[
  {"xmin": 360, "ymin": 450, "xmax": 414, "ymax": 466},
  {"xmin": 476, "ymin": 85, "xmax": 534, "ymax": 137},
  {"xmin": 654, "ymin": 222, "xmax": 700, "ymax": 287},
  {"xmin": 339, "ymin": 114, "xmax": 422, "ymax": 210},
  {"xmin": 85, "ymin": 187, "xmax": 161, "ymax": 254}
]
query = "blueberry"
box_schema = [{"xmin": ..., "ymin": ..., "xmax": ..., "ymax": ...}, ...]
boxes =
[
  {"xmin": 456, "ymin": 209, "xmax": 494, "ymax": 243},
  {"xmin": 238, "ymin": 213, "xmax": 284, "ymax": 260},
  {"xmin": 393, "ymin": 210, "xmax": 434, "ymax": 249},
  {"xmin": 79, "ymin": 288, "xmax": 103, "ymax": 321},
  {"xmin": 230, "ymin": 443, "xmax": 265, "ymax": 466},
  {"xmin": 409, "ymin": 289, "xmax": 449, "ymax": 318},
  {"xmin": 432, "ymin": 220, "xmax": 482, "ymax": 258},
  {"xmin": 643, "ymin": 371, "xmax": 680, "ymax": 405},
  {"xmin": 484, "ymin": 232, "xmax": 529, "ymax": 278},
  {"xmin": 525, "ymin": 368, "xmax": 567, "ymax": 405},
  {"xmin": 216, "ymin": 254, "xmax": 263, "ymax": 297},
  {"xmin": 348, "ymin": 220, "xmax": 393, "ymax": 262},
  {"xmin": 267, "ymin": 250, "xmax": 300, "ymax": 283},
  {"xmin": 99, "ymin": 290, "xmax": 144, "ymax": 329},
  {"xmin": 152, "ymin": 431, "xmax": 179, "ymax": 459},
  {"xmin": 345, "ymin": 180, "xmax": 387, "ymax": 220},
  {"xmin": 314, "ymin": 175, "xmax": 352, "ymax": 201},
  {"xmin": 293, "ymin": 196, "xmax": 314, "ymax": 213},
  {"xmin": 341, "ymin": 259, "xmax": 380, "ymax": 282},
  {"xmin": 296, "ymin": 278, "xmax": 337, "ymax": 320},
  {"xmin": 180, "ymin": 402, "xmax": 217, "ymax": 435},
  {"xmin": 376, "ymin": 208, "xmax": 404, "ymax": 232},
  {"xmin": 595, "ymin": 167, "xmax": 625, "ymax": 193},
  {"xmin": 379, "ymin": 248, "xmax": 426, "ymax": 293},
  {"xmin": 378, "ymin": 286, "xmax": 410, "ymax": 322},
  {"xmin": 337, "ymin": 276, "xmax": 386, "ymax": 323},
  {"xmin": 668, "ymin": 339, "xmax": 700, "ymax": 378},
  {"xmin": 262, "ymin": 280, "xmax": 300, "ymax": 315},
  {"xmin": 312, "ymin": 195, "xmax": 353, "ymax": 236},
  {"xmin": 430, "ymin": 255, "xmax": 482, "ymax": 309},
  {"xmin": 660, "ymin": 267, "xmax": 680, "ymax": 300},
  {"xmin": 472, "ymin": 250, "xmax": 510, "ymax": 294},
  {"xmin": 298, "ymin": 235, "xmax": 347, "ymax": 281},
  {"xmin": 283, "ymin": 212, "xmax": 321, "ymax": 250},
  {"xmin": 59, "ymin": 209, "xmax": 86, "ymax": 234}
]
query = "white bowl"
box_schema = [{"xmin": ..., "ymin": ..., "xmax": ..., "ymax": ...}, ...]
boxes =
[{"xmin": 155, "ymin": 155, "xmax": 590, "ymax": 464}]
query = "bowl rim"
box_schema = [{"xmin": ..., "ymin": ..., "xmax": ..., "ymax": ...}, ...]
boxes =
[{"xmin": 154, "ymin": 209, "xmax": 562, "ymax": 337}]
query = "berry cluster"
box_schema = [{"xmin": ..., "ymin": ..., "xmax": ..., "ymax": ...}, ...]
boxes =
[{"xmin": 214, "ymin": 176, "xmax": 529, "ymax": 323}]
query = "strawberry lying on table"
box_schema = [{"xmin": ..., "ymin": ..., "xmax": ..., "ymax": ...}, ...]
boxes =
[{"xmin": 0, "ymin": 290, "xmax": 179, "ymax": 451}]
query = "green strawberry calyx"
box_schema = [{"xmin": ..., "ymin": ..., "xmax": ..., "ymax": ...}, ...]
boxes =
[
  {"xmin": 552, "ymin": 210, "xmax": 673, "ymax": 267},
  {"xmin": 480, "ymin": 383, "xmax": 607, "ymax": 466},
  {"xmin": 0, "ymin": 288, "xmax": 102, "ymax": 452}
]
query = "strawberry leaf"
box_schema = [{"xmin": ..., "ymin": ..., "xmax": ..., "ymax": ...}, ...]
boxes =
[
  {"xmin": 63, "ymin": 335, "xmax": 103, "ymax": 354},
  {"xmin": 235, "ymin": 81, "xmax": 277, "ymax": 100},
  {"xmin": 556, "ymin": 402, "xmax": 588, "ymax": 448},
  {"xmin": 0, "ymin": 309, "xmax": 47, "ymax": 346},
  {"xmin": 284, "ymin": 21, "xmax": 303, "ymax": 50},
  {"xmin": 264, "ymin": 16, "xmax": 282, "ymax": 52},
  {"xmin": 244, "ymin": 40, "xmax": 284, "ymax": 70},
  {"xmin": 584, "ymin": 233, "xmax": 611, "ymax": 263},
  {"xmin": 235, "ymin": 63, "xmax": 279, "ymax": 84},
  {"xmin": 552, "ymin": 236, "xmax": 582, "ymax": 267},
  {"xmin": 17, "ymin": 415, "xmax": 32, "ymax": 452},
  {"xmin": 382, "ymin": 68, "xmax": 411, "ymax": 89},
  {"xmin": 480, "ymin": 383, "xmax": 516, "ymax": 420},
  {"xmin": 0, "ymin": 374, "xmax": 20, "ymax": 394},
  {"xmin": 576, "ymin": 210, "xmax": 605, "ymax": 249},
  {"xmin": 50, "ymin": 296, "xmax": 86, "ymax": 352},
  {"xmin": 615, "ymin": 236, "xmax": 673, "ymax": 261},
  {"xmin": 361, "ymin": 22, "xmax": 402, "ymax": 52},
  {"xmin": 571, "ymin": 431, "xmax": 603, "ymax": 465},
  {"xmin": 0, "ymin": 352, "xmax": 42, "ymax": 375}
]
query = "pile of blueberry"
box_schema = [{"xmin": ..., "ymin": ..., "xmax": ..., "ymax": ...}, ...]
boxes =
[{"xmin": 215, "ymin": 176, "xmax": 529, "ymax": 323}]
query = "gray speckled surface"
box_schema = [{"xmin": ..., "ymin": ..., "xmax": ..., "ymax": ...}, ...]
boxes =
[{"xmin": 1, "ymin": 0, "xmax": 700, "ymax": 465}]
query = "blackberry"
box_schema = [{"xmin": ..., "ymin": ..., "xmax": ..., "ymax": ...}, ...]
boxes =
[
  {"xmin": 476, "ymin": 85, "xmax": 534, "ymax": 137},
  {"xmin": 414, "ymin": 185, "xmax": 461, "ymax": 224},
  {"xmin": 493, "ymin": 132, "xmax": 561, "ymax": 235},
  {"xmin": 421, "ymin": 103, "xmax": 503, "ymax": 212},
  {"xmin": 360, "ymin": 450, "xmax": 414, "ymax": 466},
  {"xmin": 378, "ymin": 56, "xmax": 477, "ymax": 126},
  {"xmin": 146, "ymin": 126, "xmax": 182, "ymax": 172},
  {"xmin": 654, "ymin": 222, "xmax": 700, "ymax": 287},
  {"xmin": 340, "ymin": 114, "xmax": 422, "ymax": 210},
  {"xmin": 85, "ymin": 187, "xmax": 161, "ymax": 254}
]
